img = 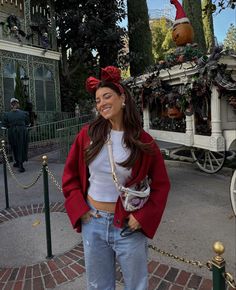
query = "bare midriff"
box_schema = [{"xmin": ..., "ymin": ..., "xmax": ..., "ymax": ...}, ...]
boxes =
[{"xmin": 87, "ymin": 195, "xmax": 116, "ymax": 213}]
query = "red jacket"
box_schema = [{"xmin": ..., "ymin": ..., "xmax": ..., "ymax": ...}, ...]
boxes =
[{"xmin": 62, "ymin": 125, "xmax": 170, "ymax": 239}]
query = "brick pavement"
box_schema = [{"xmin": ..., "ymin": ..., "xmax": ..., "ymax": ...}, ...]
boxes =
[{"xmin": 0, "ymin": 202, "xmax": 234, "ymax": 290}]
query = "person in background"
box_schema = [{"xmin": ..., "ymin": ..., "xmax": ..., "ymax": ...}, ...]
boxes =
[
  {"xmin": 62, "ymin": 66, "xmax": 170, "ymax": 290},
  {"xmin": 2, "ymin": 98, "xmax": 29, "ymax": 172},
  {"xmin": 25, "ymin": 100, "xmax": 37, "ymax": 127}
]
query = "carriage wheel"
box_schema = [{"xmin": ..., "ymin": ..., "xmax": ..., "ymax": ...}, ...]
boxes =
[
  {"xmin": 230, "ymin": 170, "xmax": 236, "ymax": 216},
  {"xmin": 191, "ymin": 149, "xmax": 226, "ymax": 174}
]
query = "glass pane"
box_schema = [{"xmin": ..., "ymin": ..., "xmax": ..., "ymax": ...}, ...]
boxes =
[
  {"xmin": 35, "ymin": 66, "xmax": 44, "ymax": 79},
  {"xmin": 20, "ymin": 67, "xmax": 26, "ymax": 79},
  {"xmin": 44, "ymin": 67, "xmax": 53, "ymax": 80},
  {"xmin": 35, "ymin": 80, "xmax": 45, "ymax": 110},
  {"xmin": 45, "ymin": 81, "xmax": 56, "ymax": 110},
  {"xmin": 3, "ymin": 78, "xmax": 15, "ymax": 110},
  {"xmin": 3, "ymin": 63, "xmax": 15, "ymax": 77}
]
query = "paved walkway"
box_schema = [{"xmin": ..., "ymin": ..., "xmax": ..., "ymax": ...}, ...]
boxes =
[
  {"xmin": 0, "ymin": 150, "xmax": 234, "ymax": 290},
  {"xmin": 0, "ymin": 202, "xmax": 214, "ymax": 290}
]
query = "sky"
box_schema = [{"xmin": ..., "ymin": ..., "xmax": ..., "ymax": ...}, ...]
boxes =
[{"xmin": 146, "ymin": 0, "xmax": 236, "ymax": 43}]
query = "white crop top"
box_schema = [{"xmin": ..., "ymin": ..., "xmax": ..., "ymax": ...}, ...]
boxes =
[{"xmin": 88, "ymin": 130, "xmax": 131, "ymax": 202}]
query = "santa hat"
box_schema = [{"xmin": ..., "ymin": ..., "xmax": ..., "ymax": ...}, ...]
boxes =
[{"xmin": 170, "ymin": 0, "xmax": 190, "ymax": 26}]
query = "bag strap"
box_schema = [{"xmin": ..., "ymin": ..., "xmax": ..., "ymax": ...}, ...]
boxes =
[
  {"xmin": 106, "ymin": 139, "xmax": 122, "ymax": 191},
  {"xmin": 107, "ymin": 139, "xmax": 150, "ymax": 198}
]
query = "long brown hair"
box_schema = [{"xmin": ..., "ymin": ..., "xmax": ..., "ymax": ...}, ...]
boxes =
[{"xmin": 85, "ymin": 81, "xmax": 153, "ymax": 168}]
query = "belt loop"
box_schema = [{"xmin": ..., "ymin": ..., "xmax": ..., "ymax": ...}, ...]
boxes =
[
  {"xmin": 90, "ymin": 210, "xmax": 101, "ymax": 218},
  {"xmin": 95, "ymin": 210, "xmax": 101, "ymax": 218}
]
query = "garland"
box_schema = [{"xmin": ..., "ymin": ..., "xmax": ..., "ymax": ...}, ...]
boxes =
[
  {"xmin": 126, "ymin": 47, "xmax": 236, "ymax": 134},
  {"xmin": 127, "ymin": 47, "xmax": 236, "ymax": 112}
]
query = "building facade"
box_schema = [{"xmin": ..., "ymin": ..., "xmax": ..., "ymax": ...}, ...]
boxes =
[{"xmin": 0, "ymin": 0, "xmax": 61, "ymax": 112}]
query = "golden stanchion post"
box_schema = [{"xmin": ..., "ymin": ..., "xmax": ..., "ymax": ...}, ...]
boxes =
[{"xmin": 212, "ymin": 241, "xmax": 226, "ymax": 290}]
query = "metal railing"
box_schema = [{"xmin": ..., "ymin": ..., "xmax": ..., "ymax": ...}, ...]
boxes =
[
  {"xmin": 29, "ymin": 117, "xmax": 79, "ymax": 143},
  {"xmin": 0, "ymin": 25, "xmax": 54, "ymax": 50},
  {"xmin": 56, "ymin": 114, "xmax": 94, "ymax": 162},
  {"xmin": 29, "ymin": 115, "xmax": 92, "ymax": 143},
  {"xmin": 0, "ymin": 114, "xmax": 93, "ymax": 164},
  {"xmin": 36, "ymin": 111, "xmax": 75, "ymax": 124},
  {"xmin": 0, "ymin": 111, "xmax": 75, "ymax": 126}
]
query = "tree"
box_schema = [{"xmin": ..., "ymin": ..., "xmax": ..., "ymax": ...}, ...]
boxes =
[
  {"xmin": 150, "ymin": 18, "xmax": 175, "ymax": 62},
  {"xmin": 223, "ymin": 23, "xmax": 236, "ymax": 50},
  {"xmin": 127, "ymin": 0, "xmax": 154, "ymax": 76},
  {"xmin": 182, "ymin": 0, "xmax": 207, "ymax": 53},
  {"xmin": 55, "ymin": 0, "xmax": 126, "ymax": 111},
  {"xmin": 215, "ymin": 0, "xmax": 236, "ymax": 11},
  {"xmin": 202, "ymin": 0, "xmax": 215, "ymax": 52},
  {"xmin": 94, "ymin": 1, "xmax": 126, "ymax": 68},
  {"xmin": 14, "ymin": 63, "xmax": 26, "ymax": 110}
]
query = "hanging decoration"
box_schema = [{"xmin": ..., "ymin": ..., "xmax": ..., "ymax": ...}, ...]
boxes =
[{"xmin": 0, "ymin": 14, "xmax": 33, "ymax": 43}]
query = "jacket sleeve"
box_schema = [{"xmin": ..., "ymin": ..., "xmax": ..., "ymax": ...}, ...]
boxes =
[
  {"xmin": 133, "ymin": 141, "xmax": 170, "ymax": 239},
  {"xmin": 62, "ymin": 127, "xmax": 90, "ymax": 230}
]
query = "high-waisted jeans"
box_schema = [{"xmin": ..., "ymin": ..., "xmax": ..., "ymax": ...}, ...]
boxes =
[{"xmin": 81, "ymin": 203, "xmax": 148, "ymax": 290}]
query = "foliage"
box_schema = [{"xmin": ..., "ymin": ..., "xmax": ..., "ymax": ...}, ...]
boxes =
[
  {"xmin": 150, "ymin": 18, "xmax": 175, "ymax": 62},
  {"xmin": 202, "ymin": 0, "xmax": 215, "ymax": 52},
  {"xmin": 14, "ymin": 63, "xmax": 26, "ymax": 110},
  {"xmin": 223, "ymin": 24, "xmax": 236, "ymax": 51},
  {"xmin": 54, "ymin": 0, "xmax": 126, "ymax": 112},
  {"xmin": 182, "ymin": 0, "xmax": 207, "ymax": 54},
  {"xmin": 214, "ymin": 0, "xmax": 236, "ymax": 12},
  {"xmin": 127, "ymin": 0, "xmax": 154, "ymax": 76}
]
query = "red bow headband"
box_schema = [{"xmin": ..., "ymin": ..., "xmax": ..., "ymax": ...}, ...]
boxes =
[{"xmin": 86, "ymin": 66, "xmax": 124, "ymax": 94}]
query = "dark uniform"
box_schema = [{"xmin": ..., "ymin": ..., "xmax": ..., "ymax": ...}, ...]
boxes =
[{"xmin": 2, "ymin": 109, "xmax": 29, "ymax": 172}]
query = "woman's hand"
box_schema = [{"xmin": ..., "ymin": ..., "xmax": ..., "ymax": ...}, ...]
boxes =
[
  {"xmin": 127, "ymin": 214, "xmax": 141, "ymax": 231},
  {"xmin": 81, "ymin": 211, "xmax": 92, "ymax": 223}
]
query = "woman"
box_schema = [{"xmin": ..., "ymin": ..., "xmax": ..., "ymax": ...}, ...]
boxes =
[{"xmin": 62, "ymin": 66, "xmax": 170, "ymax": 290}]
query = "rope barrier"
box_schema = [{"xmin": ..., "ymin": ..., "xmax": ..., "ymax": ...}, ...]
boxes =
[{"xmin": 1, "ymin": 143, "xmax": 43, "ymax": 189}]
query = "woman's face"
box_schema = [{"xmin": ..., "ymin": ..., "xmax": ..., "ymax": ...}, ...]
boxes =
[{"xmin": 95, "ymin": 87, "xmax": 125, "ymax": 124}]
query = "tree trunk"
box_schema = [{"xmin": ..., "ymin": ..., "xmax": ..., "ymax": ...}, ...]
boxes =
[
  {"xmin": 183, "ymin": 0, "xmax": 207, "ymax": 54},
  {"xmin": 202, "ymin": 0, "xmax": 215, "ymax": 52}
]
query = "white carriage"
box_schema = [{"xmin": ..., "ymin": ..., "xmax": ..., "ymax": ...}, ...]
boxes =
[{"xmin": 132, "ymin": 52, "xmax": 236, "ymax": 215}]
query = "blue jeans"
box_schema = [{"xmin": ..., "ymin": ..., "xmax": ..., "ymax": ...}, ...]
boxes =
[{"xmin": 81, "ymin": 204, "xmax": 148, "ymax": 290}]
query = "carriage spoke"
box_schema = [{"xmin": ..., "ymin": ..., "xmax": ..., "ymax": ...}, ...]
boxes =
[
  {"xmin": 207, "ymin": 151, "xmax": 214, "ymax": 171},
  {"xmin": 209, "ymin": 151, "xmax": 221, "ymax": 166}
]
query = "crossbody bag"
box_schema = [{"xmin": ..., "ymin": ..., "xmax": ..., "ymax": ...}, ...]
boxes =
[{"xmin": 107, "ymin": 139, "xmax": 150, "ymax": 212}]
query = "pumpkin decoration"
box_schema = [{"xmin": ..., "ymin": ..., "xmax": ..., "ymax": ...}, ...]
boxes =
[
  {"xmin": 167, "ymin": 107, "xmax": 183, "ymax": 119},
  {"xmin": 172, "ymin": 23, "xmax": 194, "ymax": 46},
  {"xmin": 170, "ymin": 0, "xmax": 194, "ymax": 46},
  {"xmin": 228, "ymin": 95, "xmax": 236, "ymax": 110}
]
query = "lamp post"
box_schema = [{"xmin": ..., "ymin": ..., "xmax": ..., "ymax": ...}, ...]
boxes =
[{"xmin": 21, "ymin": 75, "xmax": 29, "ymax": 98}]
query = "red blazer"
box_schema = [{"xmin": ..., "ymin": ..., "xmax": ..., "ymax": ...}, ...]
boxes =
[{"xmin": 62, "ymin": 125, "xmax": 170, "ymax": 239}]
